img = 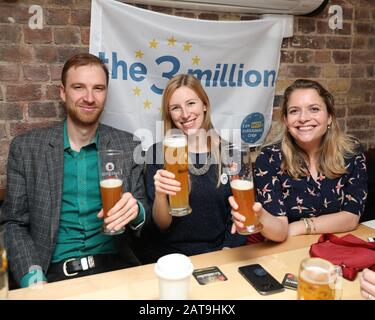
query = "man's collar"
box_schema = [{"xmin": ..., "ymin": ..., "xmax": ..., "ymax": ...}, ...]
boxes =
[{"xmin": 63, "ymin": 120, "xmax": 99, "ymax": 151}]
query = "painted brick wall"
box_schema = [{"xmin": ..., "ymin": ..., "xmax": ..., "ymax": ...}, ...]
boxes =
[{"xmin": 0, "ymin": 0, "xmax": 374, "ymax": 188}]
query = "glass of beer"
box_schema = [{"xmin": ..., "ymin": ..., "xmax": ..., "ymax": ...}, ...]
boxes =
[
  {"xmin": 222, "ymin": 143, "xmax": 262, "ymax": 235},
  {"xmin": 163, "ymin": 134, "xmax": 192, "ymax": 216},
  {"xmin": 297, "ymin": 257, "xmax": 343, "ymax": 300},
  {"xmin": 98, "ymin": 149, "xmax": 124, "ymax": 235},
  {"xmin": 0, "ymin": 226, "xmax": 8, "ymax": 300}
]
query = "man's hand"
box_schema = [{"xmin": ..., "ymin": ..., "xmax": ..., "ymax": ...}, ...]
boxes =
[{"xmin": 97, "ymin": 192, "xmax": 139, "ymax": 233}]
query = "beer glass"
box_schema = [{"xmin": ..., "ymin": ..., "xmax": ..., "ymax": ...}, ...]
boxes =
[
  {"xmin": 98, "ymin": 149, "xmax": 124, "ymax": 235},
  {"xmin": 222, "ymin": 143, "xmax": 262, "ymax": 235},
  {"xmin": 297, "ymin": 257, "xmax": 343, "ymax": 300},
  {"xmin": 0, "ymin": 226, "xmax": 8, "ymax": 299},
  {"xmin": 163, "ymin": 134, "xmax": 192, "ymax": 216}
]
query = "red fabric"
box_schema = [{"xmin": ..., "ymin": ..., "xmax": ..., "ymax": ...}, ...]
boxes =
[
  {"xmin": 309, "ymin": 233, "xmax": 375, "ymax": 281},
  {"xmin": 246, "ymin": 232, "xmax": 266, "ymax": 244}
]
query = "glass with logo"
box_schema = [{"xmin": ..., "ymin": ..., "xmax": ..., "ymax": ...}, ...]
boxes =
[
  {"xmin": 163, "ymin": 134, "xmax": 192, "ymax": 216},
  {"xmin": 297, "ymin": 257, "xmax": 343, "ymax": 300},
  {"xmin": 0, "ymin": 226, "xmax": 8, "ymax": 299},
  {"xmin": 98, "ymin": 149, "xmax": 124, "ymax": 235},
  {"xmin": 222, "ymin": 143, "xmax": 262, "ymax": 235}
]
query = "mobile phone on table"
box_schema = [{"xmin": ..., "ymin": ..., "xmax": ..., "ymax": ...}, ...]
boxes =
[{"xmin": 238, "ymin": 264, "xmax": 285, "ymax": 295}]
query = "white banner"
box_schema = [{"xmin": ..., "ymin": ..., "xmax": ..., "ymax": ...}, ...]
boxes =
[{"xmin": 90, "ymin": 0, "xmax": 283, "ymax": 149}]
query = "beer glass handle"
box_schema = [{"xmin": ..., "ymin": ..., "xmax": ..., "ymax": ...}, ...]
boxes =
[{"xmin": 333, "ymin": 265, "xmax": 343, "ymax": 300}]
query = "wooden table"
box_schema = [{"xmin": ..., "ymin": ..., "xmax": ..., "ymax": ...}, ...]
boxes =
[{"xmin": 8, "ymin": 224, "xmax": 375, "ymax": 300}]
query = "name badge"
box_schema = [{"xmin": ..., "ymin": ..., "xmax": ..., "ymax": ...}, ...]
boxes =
[{"xmin": 220, "ymin": 173, "xmax": 228, "ymax": 185}]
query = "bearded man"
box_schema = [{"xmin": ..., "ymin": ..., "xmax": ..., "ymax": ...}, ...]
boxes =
[{"xmin": 1, "ymin": 53, "xmax": 149, "ymax": 288}]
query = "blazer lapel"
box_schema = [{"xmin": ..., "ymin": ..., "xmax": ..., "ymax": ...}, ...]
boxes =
[
  {"xmin": 98, "ymin": 124, "xmax": 112, "ymax": 150},
  {"xmin": 46, "ymin": 123, "xmax": 64, "ymax": 237}
]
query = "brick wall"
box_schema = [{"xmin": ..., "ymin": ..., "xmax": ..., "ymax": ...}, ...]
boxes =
[{"xmin": 0, "ymin": 0, "xmax": 374, "ymax": 188}]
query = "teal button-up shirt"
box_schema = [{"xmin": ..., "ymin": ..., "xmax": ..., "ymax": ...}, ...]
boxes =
[{"xmin": 52, "ymin": 121, "xmax": 117, "ymax": 263}]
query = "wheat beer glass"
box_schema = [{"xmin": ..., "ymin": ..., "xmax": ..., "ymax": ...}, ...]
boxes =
[
  {"xmin": 98, "ymin": 149, "xmax": 124, "ymax": 235},
  {"xmin": 297, "ymin": 257, "xmax": 343, "ymax": 300},
  {"xmin": 0, "ymin": 226, "xmax": 8, "ymax": 299},
  {"xmin": 222, "ymin": 143, "xmax": 262, "ymax": 235},
  {"xmin": 163, "ymin": 134, "xmax": 192, "ymax": 216}
]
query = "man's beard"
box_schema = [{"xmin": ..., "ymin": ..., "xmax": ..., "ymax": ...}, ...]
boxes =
[{"xmin": 67, "ymin": 105, "xmax": 103, "ymax": 127}]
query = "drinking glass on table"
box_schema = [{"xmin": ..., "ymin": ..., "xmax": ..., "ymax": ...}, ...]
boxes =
[
  {"xmin": 222, "ymin": 143, "xmax": 262, "ymax": 235},
  {"xmin": 297, "ymin": 257, "xmax": 343, "ymax": 300},
  {"xmin": 98, "ymin": 149, "xmax": 124, "ymax": 235}
]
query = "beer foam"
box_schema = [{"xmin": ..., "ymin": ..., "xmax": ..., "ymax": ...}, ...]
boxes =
[
  {"xmin": 164, "ymin": 135, "xmax": 187, "ymax": 148},
  {"xmin": 300, "ymin": 266, "xmax": 331, "ymax": 284},
  {"xmin": 230, "ymin": 179, "xmax": 253, "ymax": 190},
  {"xmin": 100, "ymin": 178, "xmax": 122, "ymax": 188}
]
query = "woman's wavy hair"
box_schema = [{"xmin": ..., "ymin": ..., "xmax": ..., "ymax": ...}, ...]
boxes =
[{"xmin": 278, "ymin": 79, "xmax": 358, "ymax": 179}]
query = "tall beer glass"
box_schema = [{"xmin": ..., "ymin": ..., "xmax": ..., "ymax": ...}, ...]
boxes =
[
  {"xmin": 164, "ymin": 134, "xmax": 192, "ymax": 216},
  {"xmin": 222, "ymin": 143, "xmax": 262, "ymax": 235},
  {"xmin": 0, "ymin": 226, "xmax": 8, "ymax": 299},
  {"xmin": 98, "ymin": 149, "xmax": 124, "ymax": 235},
  {"xmin": 297, "ymin": 257, "xmax": 342, "ymax": 300}
]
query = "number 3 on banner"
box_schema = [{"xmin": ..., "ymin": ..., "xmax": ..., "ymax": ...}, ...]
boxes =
[{"xmin": 151, "ymin": 55, "xmax": 180, "ymax": 95}]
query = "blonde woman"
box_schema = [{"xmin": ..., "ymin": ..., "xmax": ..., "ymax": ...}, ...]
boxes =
[
  {"xmin": 230, "ymin": 79, "xmax": 367, "ymax": 241},
  {"xmin": 138, "ymin": 74, "xmax": 246, "ymax": 263}
]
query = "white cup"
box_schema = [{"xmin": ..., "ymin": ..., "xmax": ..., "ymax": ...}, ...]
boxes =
[{"xmin": 154, "ymin": 253, "xmax": 194, "ymax": 300}]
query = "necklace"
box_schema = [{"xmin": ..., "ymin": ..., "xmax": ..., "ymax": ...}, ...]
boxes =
[{"xmin": 188, "ymin": 152, "xmax": 214, "ymax": 176}]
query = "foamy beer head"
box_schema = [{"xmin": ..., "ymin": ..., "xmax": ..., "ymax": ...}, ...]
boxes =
[
  {"xmin": 297, "ymin": 258, "xmax": 339, "ymax": 300},
  {"xmin": 100, "ymin": 178, "xmax": 122, "ymax": 189},
  {"xmin": 230, "ymin": 179, "xmax": 253, "ymax": 191},
  {"xmin": 163, "ymin": 134, "xmax": 187, "ymax": 165}
]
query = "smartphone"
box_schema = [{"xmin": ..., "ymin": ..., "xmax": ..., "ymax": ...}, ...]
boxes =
[{"xmin": 238, "ymin": 264, "xmax": 285, "ymax": 295}]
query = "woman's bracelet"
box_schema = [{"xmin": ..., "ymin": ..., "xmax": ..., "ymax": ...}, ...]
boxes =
[
  {"xmin": 301, "ymin": 217, "xmax": 318, "ymax": 235},
  {"xmin": 309, "ymin": 217, "xmax": 317, "ymax": 234}
]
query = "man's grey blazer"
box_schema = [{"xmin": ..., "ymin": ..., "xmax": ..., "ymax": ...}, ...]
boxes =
[{"xmin": 0, "ymin": 121, "xmax": 150, "ymax": 284}]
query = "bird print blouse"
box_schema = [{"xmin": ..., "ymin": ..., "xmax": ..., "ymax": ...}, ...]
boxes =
[{"xmin": 254, "ymin": 144, "xmax": 368, "ymax": 222}]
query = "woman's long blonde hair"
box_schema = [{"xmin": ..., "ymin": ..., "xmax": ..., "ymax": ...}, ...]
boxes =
[
  {"xmin": 278, "ymin": 79, "xmax": 358, "ymax": 179},
  {"xmin": 161, "ymin": 74, "xmax": 222, "ymax": 187}
]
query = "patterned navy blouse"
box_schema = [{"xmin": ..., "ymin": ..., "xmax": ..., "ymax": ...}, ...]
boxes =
[{"xmin": 254, "ymin": 144, "xmax": 368, "ymax": 222}]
